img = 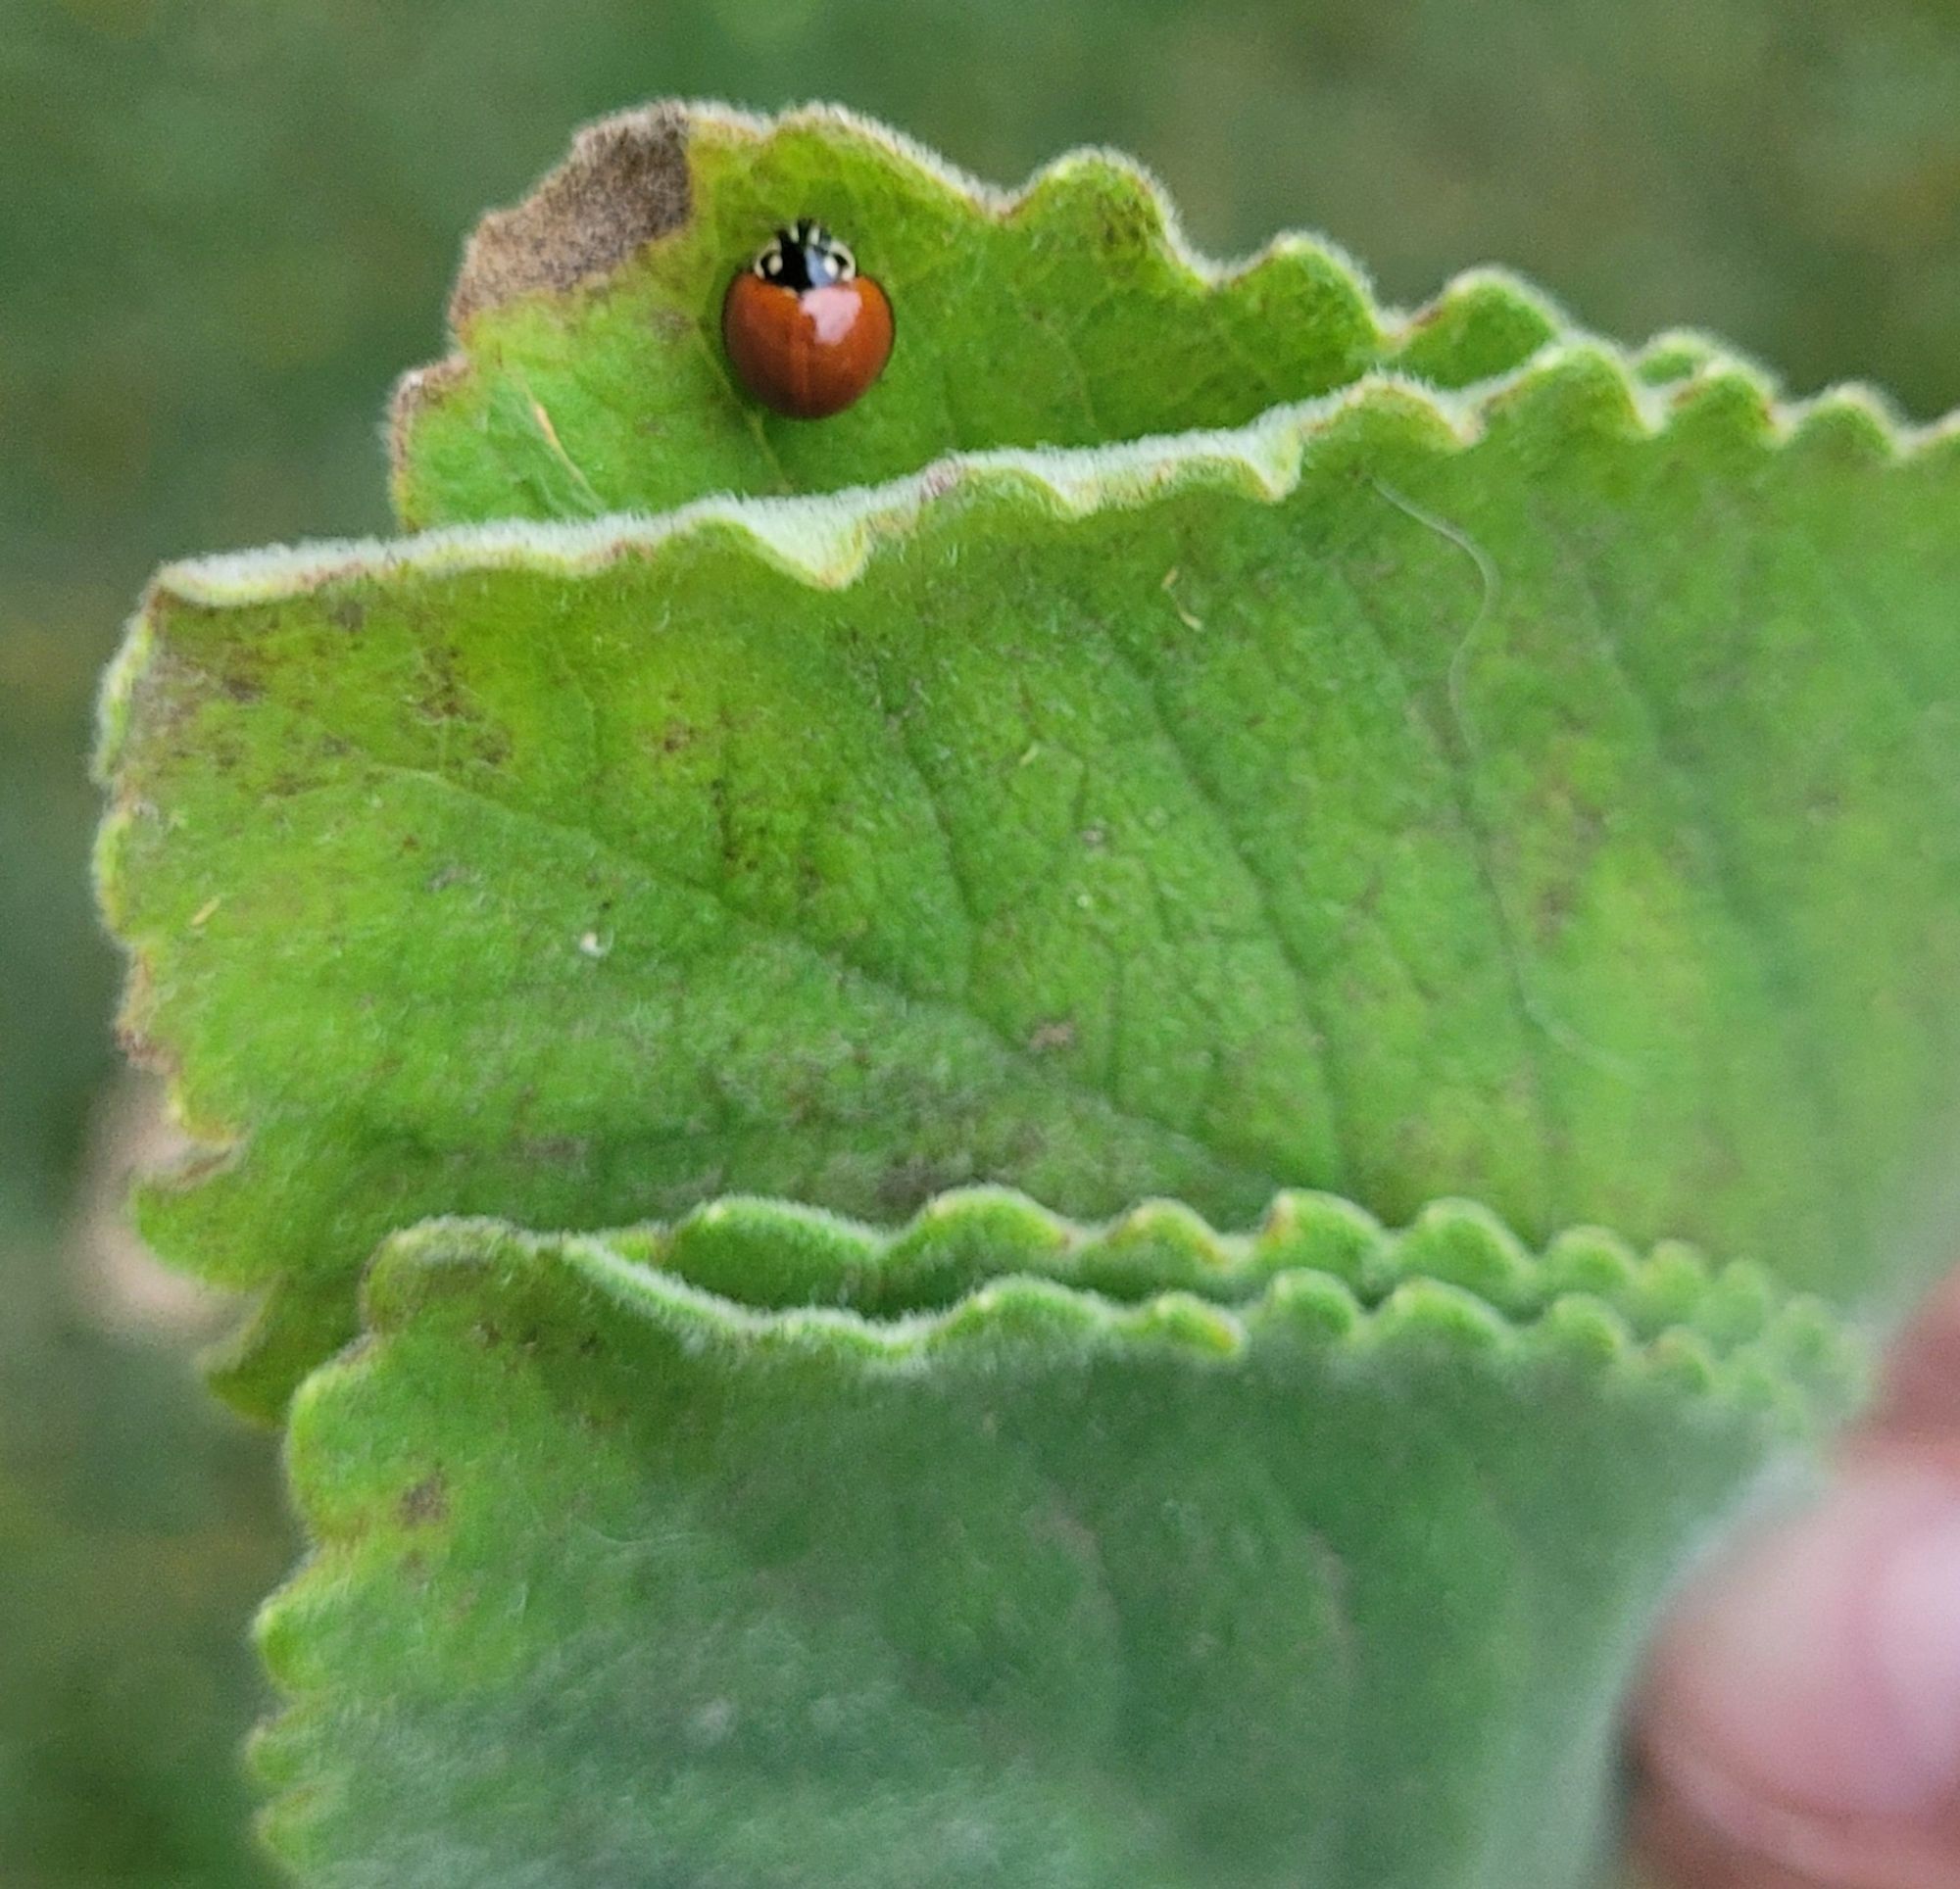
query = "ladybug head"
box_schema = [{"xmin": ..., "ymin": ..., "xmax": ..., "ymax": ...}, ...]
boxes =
[{"xmin": 753, "ymin": 218, "xmax": 858, "ymax": 292}]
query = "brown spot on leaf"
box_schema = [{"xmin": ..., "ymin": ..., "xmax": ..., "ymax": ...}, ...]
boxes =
[
  {"xmin": 449, "ymin": 104, "xmax": 694, "ymax": 329},
  {"xmin": 398, "ymin": 1474, "xmax": 448, "ymax": 1528},
  {"xmin": 1027, "ymin": 1019, "xmax": 1077, "ymax": 1052},
  {"xmin": 415, "ymin": 640, "xmax": 468, "ymax": 726},
  {"xmin": 1097, "ymin": 186, "xmax": 1161, "ymax": 259}
]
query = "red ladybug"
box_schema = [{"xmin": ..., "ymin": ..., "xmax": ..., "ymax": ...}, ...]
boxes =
[{"xmin": 721, "ymin": 219, "xmax": 894, "ymax": 420}]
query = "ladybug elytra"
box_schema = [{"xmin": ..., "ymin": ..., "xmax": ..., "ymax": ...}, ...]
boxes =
[{"xmin": 720, "ymin": 218, "xmax": 894, "ymax": 420}]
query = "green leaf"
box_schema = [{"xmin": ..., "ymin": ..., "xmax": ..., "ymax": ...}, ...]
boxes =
[
  {"xmin": 90, "ymin": 99, "xmax": 1960, "ymax": 1888},
  {"xmin": 99, "ymin": 350, "xmax": 1960, "ymax": 1415},
  {"xmin": 253, "ymin": 1192, "xmax": 1857, "ymax": 1888},
  {"xmin": 387, "ymin": 102, "xmax": 1566, "ymax": 530}
]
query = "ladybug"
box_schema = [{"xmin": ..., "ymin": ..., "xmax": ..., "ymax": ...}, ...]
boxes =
[{"xmin": 720, "ymin": 218, "xmax": 894, "ymax": 420}]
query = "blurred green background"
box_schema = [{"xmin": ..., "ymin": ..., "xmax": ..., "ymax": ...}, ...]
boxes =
[{"xmin": 3, "ymin": 0, "xmax": 1957, "ymax": 1879}]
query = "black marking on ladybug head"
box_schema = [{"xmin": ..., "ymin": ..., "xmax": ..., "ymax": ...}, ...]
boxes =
[{"xmin": 753, "ymin": 218, "xmax": 858, "ymax": 292}]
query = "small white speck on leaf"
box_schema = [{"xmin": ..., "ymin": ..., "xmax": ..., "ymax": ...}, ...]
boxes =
[{"xmin": 577, "ymin": 930, "xmax": 611, "ymax": 959}]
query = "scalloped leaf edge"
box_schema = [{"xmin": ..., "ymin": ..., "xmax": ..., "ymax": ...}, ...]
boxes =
[
  {"xmin": 249, "ymin": 1185, "xmax": 1860, "ymax": 1877},
  {"xmin": 385, "ymin": 98, "xmax": 1583, "ymax": 476},
  {"xmin": 352, "ymin": 1187, "xmax": 1865, "ymax": 1441},
  {"xmin": 109, "ymin": 338, "xmax": 1956, "ymax": 671}
]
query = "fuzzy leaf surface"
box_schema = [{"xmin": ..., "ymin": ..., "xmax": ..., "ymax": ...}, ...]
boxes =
[
  {"xmin": 254, "ymin": 1191, "xmax": 1855, "ymax": 1889},
  {"xmin": 99, "ymin": 355, "xmax": 1960, "ymax": 1413}
]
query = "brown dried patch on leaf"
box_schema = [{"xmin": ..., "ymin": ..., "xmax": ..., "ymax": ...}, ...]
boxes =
[{"xmin": 448, "ymin": 103, "xmax": 694, "ymax": 329}]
